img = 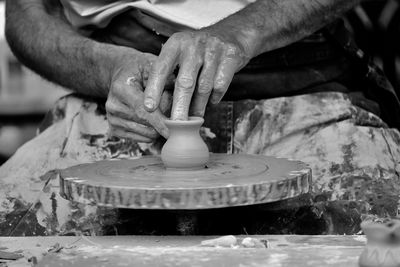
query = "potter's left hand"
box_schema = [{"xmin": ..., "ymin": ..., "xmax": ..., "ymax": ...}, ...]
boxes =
[{"xmin": 143, "ymin": 30, "xmax": 251, "ymax": 120}]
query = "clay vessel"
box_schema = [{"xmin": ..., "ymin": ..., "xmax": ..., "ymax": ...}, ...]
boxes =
[
  {"xmin": 161, "ymin": 116, "xmax": 209, "ymax": 170},
  {"xmin": 359, "ymin": 220, "xmax": 400, "ymax": 267}
]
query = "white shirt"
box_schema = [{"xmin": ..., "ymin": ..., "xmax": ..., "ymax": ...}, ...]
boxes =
[{"xmin": 60, "ymin": 0, "xmax": 255, "ymax": 30}]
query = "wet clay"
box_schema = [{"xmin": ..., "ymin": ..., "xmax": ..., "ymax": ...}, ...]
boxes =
[
  {"xmin": 359, "ymin": 220, "xmax": 400, "ymax": 267},
  {"xmin": 161, "ymin": 117, "xmax": 209, "ymax": 170}
]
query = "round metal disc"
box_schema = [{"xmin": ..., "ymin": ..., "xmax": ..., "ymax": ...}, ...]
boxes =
[{"xmin": 59, "ymin": 154, "xmax": 311, "ymax": 210}]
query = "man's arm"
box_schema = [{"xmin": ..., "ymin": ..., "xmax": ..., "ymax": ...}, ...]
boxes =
[
  {"xmin": 144, "ymin": 0, "xmax": 362, "ymax": 120},
  {"xmin": 213, "ymin": 0, "xmax": 362, "ymax": 59},
  {"xmin": 5, "ymin": 0, "xmax": 124, "ymax": 97},
  {"xmin": 5, "ymin": 0, "xmax": 172, "ymax": 140}
]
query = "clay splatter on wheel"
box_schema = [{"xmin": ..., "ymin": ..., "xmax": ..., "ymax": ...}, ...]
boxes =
[{"xmin": 59, "ymin": 154, "xmax": 311, "ymax": 210}]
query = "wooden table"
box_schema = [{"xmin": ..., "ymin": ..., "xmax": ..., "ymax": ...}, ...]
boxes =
[{"xmin": 0, "ymin": 235, "xmax": 366, "ymax": 267}]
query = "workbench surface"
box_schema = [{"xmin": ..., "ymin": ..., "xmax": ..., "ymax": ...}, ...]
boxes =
[{"xmin": 0, "ymin": 235, "xmax": 366, "ymax": 267}]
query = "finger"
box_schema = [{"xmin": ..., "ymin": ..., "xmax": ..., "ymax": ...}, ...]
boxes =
[
  {"xmin": 109, "ymin": 104, "xmax": 169, "ymax": 139},
  {"xmin": 106, "ymin": 92, "xmax": 151, "ymax": 127},
  {"xmin": 107, "ymin": 115, "xmax": 159, "ymax": 139},
  {"xmin": 190, "ymin": 44, "xmax": 219, "ymax": 117},
  {"xmin": 146, "ymin": 109, "xmax": 170, "ymax": 139},
  {"xmin": 171, "ymin": 47, "xmax": 203, "ymax": 120},
  {"xmin": 108, "ymin": 76, "xmax": 170, "ymax": 138},
  {"xmin": 109, "ymin": 103, "xmax": 169, "ymax": 139},
  {"xmin": 144, "ymin": 38, "xmax": 180, "ymax": 112},
  {"xmin": 109, "ymin": 127, "xmax": 153, "ymax": 143},
  {"xmin": 210, "ymin": 47, "xmax": 242, "ymax": 104},
  {"xmin": 159, "ymin": 91, "xmax": 173, "ymax": 115}
]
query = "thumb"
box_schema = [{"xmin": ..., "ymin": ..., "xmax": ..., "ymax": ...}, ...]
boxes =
[{"xmin": 147, "ymin": 110, "xmax": 169, "ymax": 139}]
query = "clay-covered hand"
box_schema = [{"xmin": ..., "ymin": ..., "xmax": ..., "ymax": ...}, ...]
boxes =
[
  {"xmin": 106, "ymin": 51, "xmax": 173, "ymax": 142},
  {"xmin": 143, "ymin": 30, "xmax": 251, "ymax": 120}
]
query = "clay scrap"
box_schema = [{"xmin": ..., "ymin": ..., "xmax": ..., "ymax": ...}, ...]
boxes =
[
  {"xmin": 201, "ymin": 236, "xmax": 238, "ymax": 248},
  {"xmin": 241, "ymin": 237, "xmax": 268, "ymax": 248},
  {"xmin": 48, "ymin": 243, "xmax": 63, "ymax": 253},
  {"xmin": 0, "ymin": 250, "xmax": 24, "ymax": 260},
  {"xmin": 200, "ymin": 236, "xmax": 268, "ymax": 249}
]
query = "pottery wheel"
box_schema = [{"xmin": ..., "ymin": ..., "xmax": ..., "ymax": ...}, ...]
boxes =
[{"xmin": 59, "ymin": 154, "xmax": 311, "ymax": 210}]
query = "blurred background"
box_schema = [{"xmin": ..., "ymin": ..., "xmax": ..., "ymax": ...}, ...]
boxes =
[
  {"xmin": 1, "ymin": 0, "xmax": 400, "ymax": 165},
  {"xmin": 0, "ymin": 1, "xmax": 68, "ymax": 165}
]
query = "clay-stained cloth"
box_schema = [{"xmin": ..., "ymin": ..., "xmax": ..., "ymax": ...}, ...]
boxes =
[{"xmin": 0, "ymin": 91, "xmax": 399, "ymax": 235}]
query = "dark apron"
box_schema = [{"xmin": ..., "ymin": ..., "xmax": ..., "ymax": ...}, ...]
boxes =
[{"xmin": 90, "ymin": 9, "xmax": 400, "ymax": 130}]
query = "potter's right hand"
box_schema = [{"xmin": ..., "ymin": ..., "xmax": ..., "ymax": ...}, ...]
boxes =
[
  {"xmin": 106, "ymin": 51, "xmax": 173, "ymax": 142},
  {"xmin": 143, "ymin": 30, "xmax": 250, "ymax": 120}
]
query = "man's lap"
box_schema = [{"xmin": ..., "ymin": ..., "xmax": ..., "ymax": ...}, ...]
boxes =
[{"xmin": 0, "ymin": 91, "xmax": 399, "ymax": 235}]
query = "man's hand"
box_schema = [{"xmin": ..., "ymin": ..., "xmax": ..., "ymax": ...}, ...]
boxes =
[
  {"xmin": 106, "ymin": 52, "xmax": 173, "ymax": 142},
  {"xmin": 142, "ymin": 0, "xmax": 362, "ymax": 120},
  {"xmin": 143, "ymin": 31, "xmax": 250, "ymax": 120}
]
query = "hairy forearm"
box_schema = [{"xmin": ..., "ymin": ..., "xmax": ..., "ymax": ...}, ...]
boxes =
[
  {"xmin": 5, "ymin": 0, "xmax": 126, "ymax": 97},
  {"xmin": 212, "ymin": 0, "xmax": 361, "ymax": 59}
]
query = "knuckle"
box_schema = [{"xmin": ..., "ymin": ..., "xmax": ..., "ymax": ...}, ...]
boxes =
[
  {"xmin": 105, "ymin": 99, "xmax": 112, "ymax": 111},
  {"xmin": 205, "ymin": 39, "xmax": 222, "ymax": 58},
  {"xmin": 208, "ymin": 36, "xmax": 221, "ymax": 45},
  {"xmin": 214, "ymin": 80, "xmax": 228, "ymax": 93},
  {"xmin": 198, "ymin": 33, "xmax": 209, "ymax": 44},
  {"xmin": 135, "ymin": 107, "xmax": 148, "ymax": 119},
  {"xmin": 184, "ymin": 47, "xmax": 203, "ymax": 65},
  {"xmin": 185, "ymin": 43, "xmax": 198, "ymax": 53},
  {"xmin": 197, "ymin": 80, "xmax": 213, "ymax": 95},
  {"xmin": 105, "ymin": 98, "xmax": 117, "ymax": 112},
  {"xmin": 147, "ymin": 129, "xmax": 159, "ymax": 139},
  {"xmin": 225, "ymin": 44, "xmax": 241, "ymax": 57},
  {"xmin": 109, "ymin": 85, "xmax": 125, "ymax": 99},
  {"xmin": 176, "ymin": 76, "xmax": 195, "ymax": 89},
  {"xmin": 205, "ymin": 48, "xmax": 218, "ymax": 60},
  {"xmin": 197, "ymin": 89, "xmax": 211, "ymax": 97},
  {"xmin": 131, "ymin": 122, "xmax": 152, "ymax": 137},
  {"xmin": 151, "ymin": 62, "xmax": 169, "ymax": 76}
]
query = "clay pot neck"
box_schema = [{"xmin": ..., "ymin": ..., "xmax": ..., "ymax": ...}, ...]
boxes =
[{"xmin": 165, "ymin": 117, "xmax": 203, "ymax": 135}]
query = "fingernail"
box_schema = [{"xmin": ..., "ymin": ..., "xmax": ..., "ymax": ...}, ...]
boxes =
[{"xmin": 144, "ymin": 98, "xmax": 155, "ymax": 110}]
